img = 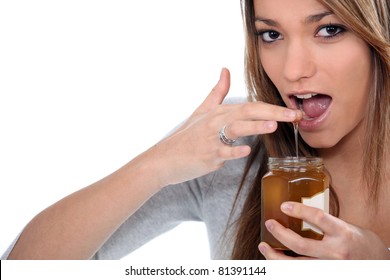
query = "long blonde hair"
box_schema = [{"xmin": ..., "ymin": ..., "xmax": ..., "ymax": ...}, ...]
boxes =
[{"xmin": 231, "ymin": 0, "xmax": 390, "ymax": 260}]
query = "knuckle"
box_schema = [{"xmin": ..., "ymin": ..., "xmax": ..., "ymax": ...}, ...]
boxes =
[
  {"xmin": 255, "ymin": 121, "xmax": 268, "ymax": 132},
  {"xmin": 333, "ymin": 246, "xmax": 351, "ymax": 260},
  {"xmin": 205, "ymin": 117, "xmax": 219, "ymax": 131},
  {"xmin": 240, "ymin": 103, "xmax": 256, "ymax": 118},
  {"xmin": 312, "ymin": 209, "xmax": 327, "ymax": 225},
  {"xmin": 211, "ymin": 85, "xmax": 218, "ymax": 93},
  {"xmin": 214, "ymin": 105, "xmax": 226, "ymax": 116},
  {"xmin": 216, "ymin": 147, "xmax": 228, "ymax": 158},
  {"xmin": 213, "ymin": 161, "xmax": 225, "ymax": 171},
  {"xmin": 331, "ymin": 227, "xmax": 358, "ymax": 259},
  {"xmin": 226, "ymin": 123, "xmax": 239, "ymax": 138},
  {"xmin": 293, "ymin": 237, "xmax": 309, "ymax": 253}
]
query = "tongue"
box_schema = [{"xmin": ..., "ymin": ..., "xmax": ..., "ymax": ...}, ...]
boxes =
[{"xmin": 302, "ymin": 95, "xmax": 332, "ymax": 118}]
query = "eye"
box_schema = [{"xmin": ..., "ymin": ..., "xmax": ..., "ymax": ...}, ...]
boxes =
[
  {"xmin": 316, "ymin": 24, "xmax": 345, "ymax": 38},
  {"xmin": 259, "ymin": 30, "xmax": 283, "ymax": 43}
]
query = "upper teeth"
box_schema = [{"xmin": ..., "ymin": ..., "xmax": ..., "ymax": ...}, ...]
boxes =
[{"xmin": 295, "ymin": 93, "xmax": 317, "ymax": 99}]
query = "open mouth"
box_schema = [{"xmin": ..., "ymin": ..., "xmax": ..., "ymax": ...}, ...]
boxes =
[{"xmin": 290, "ymin": 93, "xmax": 332, "ymax": 120}]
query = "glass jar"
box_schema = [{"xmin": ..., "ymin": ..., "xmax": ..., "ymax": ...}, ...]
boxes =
[{"xmin": 261, "ymin": 157, "xmax": 330, "ymax": 250}]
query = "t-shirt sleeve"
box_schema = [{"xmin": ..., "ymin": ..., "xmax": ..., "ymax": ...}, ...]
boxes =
[
  {"xmin": 1, "ymin": 172, "xmax": 215, "ymax": 260},
  {"xmin": 92, "ymin": 171, "xmax": 216, "ymax": 259}
]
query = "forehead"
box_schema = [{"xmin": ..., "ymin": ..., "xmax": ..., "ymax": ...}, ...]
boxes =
[{"xmin": 254, "ymin": 0, "xmax": 329, "ymax": 19}]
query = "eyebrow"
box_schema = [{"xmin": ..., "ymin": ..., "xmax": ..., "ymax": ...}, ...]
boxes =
[
  {"xmin": 305, "ymin": 11, "xmax": 334, "ymax": 24},
  {"xmin": 255, "ymin": 11, "xmax": 334, "ymax": 27}
]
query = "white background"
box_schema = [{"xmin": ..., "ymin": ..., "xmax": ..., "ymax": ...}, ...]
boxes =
[{"xmin": 0, "ymin": 0, "xmax": 246, "ymax": 260}]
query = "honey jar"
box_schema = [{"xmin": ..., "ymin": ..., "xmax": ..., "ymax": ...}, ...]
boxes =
[{"xmin": 261, "ymin": 157, "xmax": 329, "ymax": 250}]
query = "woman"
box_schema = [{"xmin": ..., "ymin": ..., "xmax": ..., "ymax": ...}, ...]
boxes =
[
  {"xmin": 234, "ymin": 0, "xmax": 390, "ymax": 259},
  {"xmin": 4, "ymin": 0, "xmax": 390, "ymax": 259}
]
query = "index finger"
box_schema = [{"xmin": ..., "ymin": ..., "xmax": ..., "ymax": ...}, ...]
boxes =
[
  {"xmin": 234, "ymin": 102, "xmax": 303, "ymax": 123},
  {"xmin": 280, "ymin": 201, "xmax": 340, "ymax": 234},
  {"xmin": 194, "ymin": 68, "xmax": 230, "ymax": 115}
]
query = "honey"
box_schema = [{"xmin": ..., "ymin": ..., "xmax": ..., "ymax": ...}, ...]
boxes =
[{"xmin": 261, "ymin": 157, "xmax": 329, "ymax": 250}]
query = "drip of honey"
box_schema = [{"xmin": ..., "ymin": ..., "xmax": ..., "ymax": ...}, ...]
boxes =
[{"xmin": 294, "ymin": 122, "xmax": 299, "ymax": 158}]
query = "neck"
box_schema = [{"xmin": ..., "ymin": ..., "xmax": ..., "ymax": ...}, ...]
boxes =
[
  {"xmin": 319, "ymin": 128, "xmax": 364, "ymax": 184},
  {"xmin": 317, "ymin": 126, "xmax": 390, "ymax": 246},
  {"xmin": 317, "ymin": 123, "xmax": 366, "ymax": 219},
  {"xmin": 319, "ymin": 138, "xmax": 363, "ymax": 182}
]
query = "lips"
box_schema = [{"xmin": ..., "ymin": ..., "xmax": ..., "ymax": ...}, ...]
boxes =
[{"xmin": 289, "ymin": 93, "xmax": 333, "ymax": 129}]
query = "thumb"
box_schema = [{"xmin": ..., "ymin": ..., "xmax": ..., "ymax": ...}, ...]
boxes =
[{"xmin": 195, "ymin": 68, "xmax": 231, "ymax": 114}]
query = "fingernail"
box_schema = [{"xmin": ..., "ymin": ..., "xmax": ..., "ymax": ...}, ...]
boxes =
[
  {"xmin": 264, "ymin": 121, "xmax": 277, "ymax": 130},
  {"xmin": 219, "ymin": 67, "xmax": 228, "ymax": 81},
  {"xmin": 258, "ymin": 243, "xmax": 266, "ymax": 255},
  {"xmin": 295, "ymin": 110, "xmax": 303, "ymax": 121},
  {"xmin": 219, "ymin": 68, "xmax": 225, "ymax": 80},
  {"xmin": 284, "ymin": 109, "xmax": 297, "ymax": 119},
  {"xmin": 281, "ymin": 202, "xmax": 293, "ymax": 212},
  {"xmin": 265, "ymin": 220, "xmax": 274, "ymax": 232}
]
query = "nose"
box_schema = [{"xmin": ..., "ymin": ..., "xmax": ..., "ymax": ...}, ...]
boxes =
[{"xmin": 282, "ymin": 40, "xmax": 316, "ymax": 82}]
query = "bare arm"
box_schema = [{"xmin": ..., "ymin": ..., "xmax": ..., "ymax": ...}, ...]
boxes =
[
  {"xmin": 8, "ymin": 146, "xmax": 169, "ymax": 259},
  {"xmin": 8, "ymin": 69, "xmax": 301, "ymax": 259}
]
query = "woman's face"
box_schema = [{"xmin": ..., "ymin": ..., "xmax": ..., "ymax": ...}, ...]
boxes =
[{"xmin": 254, "ymin": 0, "xmax": 372, "ymax": 149}]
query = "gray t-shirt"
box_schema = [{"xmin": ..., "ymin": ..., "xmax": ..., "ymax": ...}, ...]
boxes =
[
  {"xmin": 1, "ymin": 136, "xmax": 261, "ymax": 260},
  {"xmin": 92, "ymin": 136, "xmax": 260, "ymax": 259}
]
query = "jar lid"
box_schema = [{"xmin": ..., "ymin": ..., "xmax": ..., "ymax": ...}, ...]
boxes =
[
  {"xmin": 268, "ymin": 156, "xmax": 322, "ymax": 165},
  {"xmin": 268, "ymin": 157, "xmax": 323, "ymax": 171}
]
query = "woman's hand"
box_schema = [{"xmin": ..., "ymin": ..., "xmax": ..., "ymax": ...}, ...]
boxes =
[
  {"xmin": 258, "ymin": 202, "xmax": 390, "ymax": 259},
  {"xmin": 8, "ymin": 67, "xmax": 303, "ymax": 259},
  {"xmin": 151, "ymin": 68, "xmax": 302, "ymax": 186}
]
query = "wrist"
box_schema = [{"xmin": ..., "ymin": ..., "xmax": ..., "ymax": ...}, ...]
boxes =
[{"xmin": 125, "ymin": 143, "xmax": 175, "ymax": 190}]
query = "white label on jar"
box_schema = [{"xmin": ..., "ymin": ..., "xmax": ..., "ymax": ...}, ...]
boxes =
[{"xmin": 301, "ymin": 188, "xmax": 329, "ymax": 234}]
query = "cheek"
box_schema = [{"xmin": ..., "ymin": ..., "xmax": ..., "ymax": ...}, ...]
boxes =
[
  {"xmin": 328, "ymin": 43, "xmax": 372, "ymax": 108},
  {"xmin": 260, "ymin": 52, "xmax": 284, "ymax": 89},
  {"xmin": 331, "ymin": 36, "xmax": 371, "ymax": 82},
  {"xmin": 333, "ymin": 53, "xmax": 370, "ymax": 87}
]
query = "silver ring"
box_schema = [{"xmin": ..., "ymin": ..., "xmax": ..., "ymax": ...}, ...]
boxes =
[{"xmin": 219, "ymin": 125, "xmax": 237, "ymax": 145}]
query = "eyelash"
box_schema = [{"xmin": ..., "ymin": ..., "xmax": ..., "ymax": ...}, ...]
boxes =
[
  {"xmin": 256, "ymin": 24, "xmax": 346, "ymax": 44},
  {"xmin": 315, "ymin": 24, "xmax": 346, "ymax": 39}
]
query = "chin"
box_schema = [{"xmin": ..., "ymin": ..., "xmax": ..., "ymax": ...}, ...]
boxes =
[{"xmin": 300, "ymin": 134, "xmax": 337, "ymax": 150}]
